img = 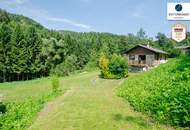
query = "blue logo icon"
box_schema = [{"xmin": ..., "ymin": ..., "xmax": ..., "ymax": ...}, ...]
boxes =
[{"xmin": 175, "ymin": 4, "xmax": 183, "ymax": 12}]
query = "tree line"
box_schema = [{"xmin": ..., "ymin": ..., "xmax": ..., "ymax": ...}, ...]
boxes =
[{"xmin": 0, "ymin": 9, "xmax": 190, "ymax": 82}]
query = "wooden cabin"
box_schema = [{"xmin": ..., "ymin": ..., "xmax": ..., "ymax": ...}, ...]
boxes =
[
  {"xmin": 175, "ymin": 46, "xmax": 190, "ymax": 55},
  {"xmin": 125, "ymin": 44, "xmax": 168, "ymax": 67}
]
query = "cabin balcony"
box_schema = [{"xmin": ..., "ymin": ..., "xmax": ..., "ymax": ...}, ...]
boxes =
[{"xmin": 128, "ymin": 60, "xmax": 147, "ymax": 66}]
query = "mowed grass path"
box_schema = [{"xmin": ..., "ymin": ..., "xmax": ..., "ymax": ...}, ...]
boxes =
[{"xmin": 27, "ymin": 71, "xmax": 173, "ymax": 130}]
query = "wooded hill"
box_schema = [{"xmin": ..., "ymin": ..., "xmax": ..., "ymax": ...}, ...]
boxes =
[{"xmin": 0, "ymin": 9, "xmax": 190, "ymax": 82}]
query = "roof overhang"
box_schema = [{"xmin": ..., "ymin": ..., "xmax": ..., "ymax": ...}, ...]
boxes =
[{"xmin": 125, "ymin": 44, "xmax": 168, "ymax": 55}]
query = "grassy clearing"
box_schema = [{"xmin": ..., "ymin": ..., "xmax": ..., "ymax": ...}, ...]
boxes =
[
  {"xmin": 0, "ymin": 78, "xmax": 51, "ymax": 102},
  {"xmin": 0, "ymin": 71, "xmax": 87, "ymax": 102},
  {"xmin": 0, "ymin": 72, "xmax": 100, "ymax": 130},
  {"xmin": 29, "ymin": 71, "xmax": 173, "ymax": 130}
]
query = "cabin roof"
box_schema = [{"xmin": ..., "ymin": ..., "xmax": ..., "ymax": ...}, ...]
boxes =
[
  {"xmin": 175, "ymin": 46, "xmax": 190, "ymax": 49},
  {"xmin": 125, "ymin": 44, "xmax": 168, "ymax": 55}
]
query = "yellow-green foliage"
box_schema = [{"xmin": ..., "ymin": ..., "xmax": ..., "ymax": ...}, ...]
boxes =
[
  {"xmin": 99, "ymin": 53, "xmax": 128, "ymax": 79},
  {"xmin": 98, "ymin": 52, "xmax": 112, "ymax": 78},
  {"xmin": 118, "ymin": 56, "xmax": 190, "ymax": 127}
]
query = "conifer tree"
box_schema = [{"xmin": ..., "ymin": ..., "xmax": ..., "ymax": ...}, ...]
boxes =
[
  {"xmin": 0, "ymin": 23, "xmax": 12, "ymax": 82},
  {"xmin": 10, "ymin": 24, "xmax": 25, "ymax": 80}
]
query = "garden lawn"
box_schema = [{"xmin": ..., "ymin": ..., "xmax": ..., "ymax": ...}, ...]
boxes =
[
  {"xmin": 28, "ymin": 71, "xmax": 173, "ymax": 130},
  {"xmin": 0, "ymin": 78, "xmax": 52, "ymax": 102}
]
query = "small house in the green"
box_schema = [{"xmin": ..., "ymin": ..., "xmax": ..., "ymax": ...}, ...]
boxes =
[{"xmin": 125, "ymin": 44, "xmax": 168, "ymax": 67}]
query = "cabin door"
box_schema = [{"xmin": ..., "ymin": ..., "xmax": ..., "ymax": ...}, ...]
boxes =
[
  {"xmin": 146, "ymin": 55, "xmax": 154, "ymax": 66},
  {"xmin": 138, "ymin": 55, "xmax": 146, "ymax": 64}
]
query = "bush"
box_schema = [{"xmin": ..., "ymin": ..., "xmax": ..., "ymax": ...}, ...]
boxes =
[
  {"xmin": 98, "ymin": 53, "xmax": 128, "ymax": 79},
  {"xmin": 118, "ymin": 56, "xmax": 190, "ymax": 127},
  {"xmin": 98, "ymin": 52, "xmax": 112, "ymax": 78},
  {"xmin": 84, "ymin": 52, "xmax": 98, "ymax": 71},
  {"xmin": 51, "ymin": 75, "xmax": 60, "ymax": 93},
  {"xmin": 53, "ymin": 55, "xmax": 77, "ymax": 76},
  {"xmin": 0, "ymin": 102, "xmax": 6, "ymax": 113},
  {"xmin": 108, "ymin": 54, "xmax": 128, "ymax": 79},
  {"xmin": 169, "ymin": 48, "xmax": 182, "ymax": 58}
]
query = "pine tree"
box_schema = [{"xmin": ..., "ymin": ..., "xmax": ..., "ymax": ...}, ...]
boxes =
[
  {"xmin": 10, "ymin": 24, "xmax": 25, "ymax": 80},
  {"xmin": 0, "ymin": 9, "xmax": 10, "ymax": 23},
  {"xmin": 25, "ymin": 26, "xmax": 43, "ymax": 78},
  {"xmin": 0, "ymin": 23, "xmax": 12, "ymax": 82}
]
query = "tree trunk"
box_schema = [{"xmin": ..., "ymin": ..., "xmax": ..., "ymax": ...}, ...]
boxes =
[
  {"xmin": 3, "ymin": 72, "xmax": 6, "ymax": 82},
  {"xmin": 22, "ymin": 74, "xmax": 24, "ymax": 81},
  {"xmin": 8, "ymin": 74, "xmax": 11, "ymax": 82},
  {"xmin": 26, "ymin": 73, "xmax": 28, "ymax": 80},
  {"xmin": 17, "ymin": 74, "xmax": 19, "ymax": 81}
]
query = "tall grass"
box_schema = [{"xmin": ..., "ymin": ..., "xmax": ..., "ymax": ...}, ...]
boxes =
[
  {"xmin": 118, "ymin": 56, "xmax": 190, "ymax": 127},
  {"xmin": 51, "ymin": 75, "xmax": 60, "ymax": 93},
  {"xmin": 0, "ymin": 76, "xmax": 61, "ymax": 130}
]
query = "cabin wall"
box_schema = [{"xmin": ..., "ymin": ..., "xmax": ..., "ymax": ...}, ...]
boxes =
[
  {"xmin": 154, "ymin": 54, "xmax": 167, "ymax": 65},
  {"xmin": 126, "ymin": 47, "xmax": 167, "ymax": 67},
  {"xmin": 146, "ymin": 55, "xmax": 155, "ymax": 66},
  {"xmin": 126, "ymin": 47, "xmax": 155, "ymax": 66}
]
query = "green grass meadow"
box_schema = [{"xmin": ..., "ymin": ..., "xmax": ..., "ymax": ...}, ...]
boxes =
[{"xmin": 0, "ymin": 71, "xmax": 174, "ymax": 130}]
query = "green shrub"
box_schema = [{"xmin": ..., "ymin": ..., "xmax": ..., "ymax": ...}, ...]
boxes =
[
  {"xmin": 84, "ymin": 60, "xmax": 97, "ymax": 71},
  {"xmin": 169, "ymin": 48, "xmax": 182, "ymax": 58},
  {"xmin": 98, "ymin": 53, "xmax": 128, "ymax": 79},
  {"xmin": 53, "ymin": 55, "xmax": 77, "ymax": 76},
  {"xmin": 98, "ymin": 52, "xmax": 112, "ymax": 78},
  {"xmin": 51, "ymin": 75, "xmax": 60, "ymax": 93},
  {"xmin": 118, "ymin": 56, "xmax": 190, "ymax": 127},
  {"xmin": 0, "ymin": 102, "xmax": 6, "ymax": 113},
  {"xmin": 108, "ymin": 54, "xmax": 128, "ymax": 79},
  {"xmin": 84, "ymin": 52, "xmax": 98, "ymax": 71}
]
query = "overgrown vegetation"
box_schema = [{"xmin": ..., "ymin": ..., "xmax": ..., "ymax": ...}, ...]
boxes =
[
  {"xmin": 0, "ymin": 77, "xmax": 62, "ymax": 130},
  {"xmin": 118, "ymin": 56, "xmax": 190, "ymax": 127},
  {"xmin": 0, "ymin": 93, "xmax": 59, "ymax": 130},
  {"xmin": 0, "ymin": 102, "xmax": 6, "ymax": 113},
  {"xmin": 99, "ymin": 53, "xmax": 128, "ymax": 79},
  {"xmin": 51, "ymin": 75, "xmax": 60, "ymax": 93}
]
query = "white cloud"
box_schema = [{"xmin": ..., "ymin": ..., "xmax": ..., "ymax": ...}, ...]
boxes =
[
  {"xmin": 25, "ymin": 7, "xmax": 93, "ymax": 30},
  {"xmin": 46, "ymin": 17, "xmax": 92, "ymax": 30},
  {"xmin": 0, "ymin": 1, "xmax": 93, "ymax": 30},
  {"xmin": 15, "ymin": 0, "xmax": 27, "ymax": 4}
]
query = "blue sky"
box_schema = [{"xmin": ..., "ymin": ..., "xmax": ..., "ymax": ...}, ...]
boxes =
[{"xmin": 0, "ymin": 0, "xmax": 190, "ymax": 38}]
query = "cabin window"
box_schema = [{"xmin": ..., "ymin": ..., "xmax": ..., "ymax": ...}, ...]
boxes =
[
  {"xmin": 129, "ymin": 55, "xmax": 135, "ymax": 60},
  {"xmin": 139, "ymin": 55, "xmax": 146, "ymax": 61}
]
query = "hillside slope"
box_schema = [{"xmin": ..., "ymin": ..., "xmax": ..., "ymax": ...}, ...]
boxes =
[
  {"xmin": 118, "ymin": 56, "xmax": 190, "ymax": 127},
  {"xmin": 0, "ymin": 9, "xmax": 44, "ymax": 30}
]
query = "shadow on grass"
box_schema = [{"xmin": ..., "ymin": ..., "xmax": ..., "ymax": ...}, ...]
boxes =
[{"xmin": 113, "ymin": 113, "xmax": 151, "ymax": 128}]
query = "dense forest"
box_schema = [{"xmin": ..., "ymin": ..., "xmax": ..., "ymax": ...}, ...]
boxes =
[{"xmin": 0, "ymin": 8, "xmax": 190, "ymax": 82}]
